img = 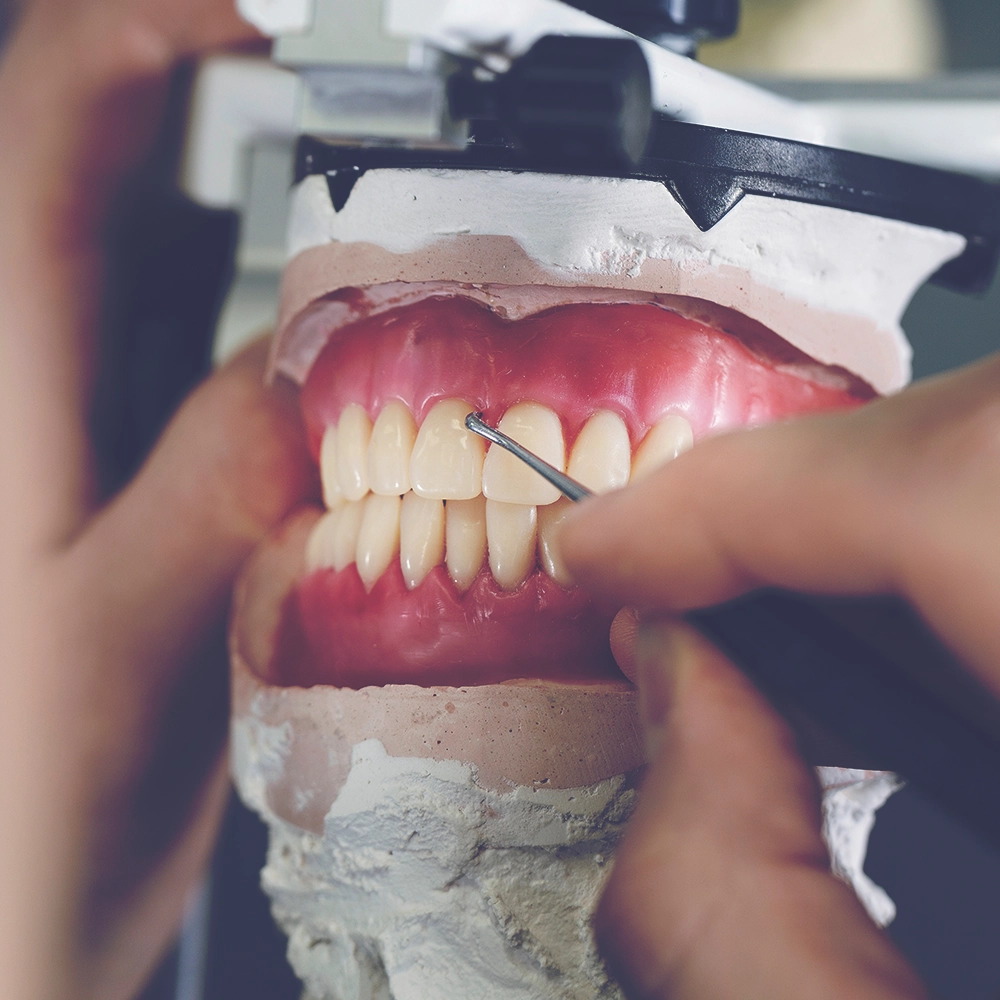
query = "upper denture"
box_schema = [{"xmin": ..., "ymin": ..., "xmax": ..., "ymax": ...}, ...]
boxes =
[{"xmin": 299, "ymin": 297, "xmax": 868, "ymax": 450}]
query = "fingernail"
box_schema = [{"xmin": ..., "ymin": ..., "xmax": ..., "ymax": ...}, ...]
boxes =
[
  {"xmin": 609, "ymin": 607, "xmax": 642, "ymax": 683},
  {"xmin": 545, "ymin": 504, "xmax": 577, "ymax": 587}
]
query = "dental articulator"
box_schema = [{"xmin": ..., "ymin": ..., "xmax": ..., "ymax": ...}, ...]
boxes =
[{"xmin": 190, "ymin": 0, "xmax": 1000, "ymax": 848}]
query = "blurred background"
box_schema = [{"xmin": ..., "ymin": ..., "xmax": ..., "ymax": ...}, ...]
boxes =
[{"xmin": 1, "ymin": 1, "xmax": 999, "ymax": 998}]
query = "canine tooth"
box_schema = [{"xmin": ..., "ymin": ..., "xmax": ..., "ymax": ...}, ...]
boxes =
[
  {"xmin": 410, "ymin": 398, "xmax": 485, "ymax": 500},
  {"xmin": 445, "ymin": 496, "xmax": 487, "ymax": 592},
  {"xmin": 631, "ymin": 415, "xmax": 694, "ymax": 483},
  {"xmin": 305, "ymin": 509, "xmax": 341, "ymax": 574},
  {"xmin": 400, "ymin": 492, "xmax": 445, "ymax": 590},
  {"xmin": 331, "ymin": 500, "xmax": 365, "ymax": 572},
  {"xmin": 369, "ymin": 401, "xmax": 416, "ymax": 496},
  {"xmin": 486, "ymin": 500, "xmax": 537, "ymax": 591},
  {"xmin": 567, "ymin": 411, "xmax": 631, "ymax": 494},
  {"xmin": 355, "ymin": 493, "xmax": 401, "ymax": 590},
  {"xmin": 537, "ymin": 499, "xmax": 574, "ymax": 587},
  {"xmin": 337, "ymin": 404, "xmax": 373, "ymax": 501},
  {"xmin": 319, "ymin": 425, "xmax": 344, "ymax": 508},
  {"xmin": 482, "ymin": 402, "xmax": 565, "ymax": 506}
]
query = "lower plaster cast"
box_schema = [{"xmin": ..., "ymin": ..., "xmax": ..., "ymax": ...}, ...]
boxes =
[{"xmin": 233, "ymin": 719, "xmax": 899, "ymax": 1000}]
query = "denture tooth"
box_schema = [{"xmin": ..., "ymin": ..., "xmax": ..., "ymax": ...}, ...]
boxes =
[
  {"xmin": 410, "ymin": 398, "xmax": 485, "ymax": 500},
  {"xmin": 537, "ymin": 499, "xmax": 574, "ymax": 587},
  {"xmin": 631, "ymin": 414, "xmax": 694, "ymax": 483},
  {"xmin": 399, "ymin": 492, "xmax": 445, "ymax": 590},
  {"xmin": 445, "ymin": 496, "xmax": 487, "ymax": 593},
  {"xmin": 337, "ymin": 404, "xmax": 373, "ymax": 501},
  {"xmin": 567, "ymin": 411, "xmax": 631, "ymax": 495},
  {"xmin": 305, "ymin": 508, "xmax": 342, "ymax": 574},
  {"xmin": 319, "ymin": 425, "xmax": 344, "ymax": 508},
  {"xmin": 368, "ymin": 401, "xmax": 417, "ymax": 496},
  {"xmin": 482, "ymin": 402, "xmax": 565, "ymax": 506},
  {"xmin": 355, "ymin": 493, "xmax": 401, "ymax": 590},
  {"xmin": 486, "ymin": 500, "xmax": 537, "ymax": 591},
  {"xmin": 331, "ymin": 500, "xmax": 365, "ymax": 572}
]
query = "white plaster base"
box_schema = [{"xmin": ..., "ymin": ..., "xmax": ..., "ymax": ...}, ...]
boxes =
[{"xmin": 234, "ymin": 727, "xmax": 899, "ymax": 1000}]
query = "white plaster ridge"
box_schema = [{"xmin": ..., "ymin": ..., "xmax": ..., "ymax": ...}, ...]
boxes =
[
  {"xmin": 230, "ymin": 696, "xmax": 293, "ymax": 817},
  {"xmin": 287, "ymin": 170, "xmax": 966, "ymax": 395}
]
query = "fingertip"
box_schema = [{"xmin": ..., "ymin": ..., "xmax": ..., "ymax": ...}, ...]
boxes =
[{"xmin": 558, "ymin": 490, "xmax": 631, "ymax": 583}]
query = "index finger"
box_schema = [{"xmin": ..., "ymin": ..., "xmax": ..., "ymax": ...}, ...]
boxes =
[{"xmin": 560, "ymin": 355, "xmax": 1000, "ymax": 682}]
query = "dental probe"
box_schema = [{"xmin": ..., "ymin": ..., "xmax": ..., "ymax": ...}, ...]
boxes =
[
  {"xmin": 466, "ymin": 412, "xmax": 1000, "ymax": 855},
  {"xmin": 465, "ymin": 413, "xmax": 594, "ymax": 502}
]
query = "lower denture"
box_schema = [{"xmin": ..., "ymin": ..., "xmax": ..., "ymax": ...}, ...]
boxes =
[{"xmin": 278, "ymin": 296, "xmax": 873, "ymax": 689}]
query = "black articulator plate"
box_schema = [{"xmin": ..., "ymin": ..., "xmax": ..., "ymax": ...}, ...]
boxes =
[{"xmin": 296, "ymin": 115, "xmax": 1000, "ymax": 294}]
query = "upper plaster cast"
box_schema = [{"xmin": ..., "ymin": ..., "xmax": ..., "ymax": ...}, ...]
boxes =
[{"xmin": 286, "ymin": 170, "xmax": 966, "ymax": 394}]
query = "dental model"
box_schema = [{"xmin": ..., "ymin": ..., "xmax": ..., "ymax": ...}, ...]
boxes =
[{"xmin": 229, "ymin": 116, "xmax": 997, "ymax": 999}]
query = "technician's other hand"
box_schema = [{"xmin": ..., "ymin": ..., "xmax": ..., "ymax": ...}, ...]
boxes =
[
  {"xmin": 0, "ymin": 4, "xmax": 313, "ymax": 1000},
  {"xmin": 562, "ymin": 357, "xmax": 1000, "ymax": 999}
]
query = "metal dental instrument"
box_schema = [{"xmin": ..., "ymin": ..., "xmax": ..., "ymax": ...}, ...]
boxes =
[
  {"xmin": 467, "ymin": 409, "xmax": 1000, "ymax": 854},
  {"xmin": 465, "ymin": 412, "xmax": 594, "ymax": 502}
]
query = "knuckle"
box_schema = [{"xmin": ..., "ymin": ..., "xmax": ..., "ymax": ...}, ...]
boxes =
[
  {"xmin": 955, "ymin": 396, "xmax": 1000, "ymax": 465},
  {"xmin": 906, "ymin": 394, "xmax": 1000, "ymax": 508}
]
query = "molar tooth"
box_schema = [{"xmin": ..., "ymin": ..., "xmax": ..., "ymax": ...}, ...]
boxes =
[
  {"xmin": 399, "ymin": 492, "xmax": 445, "ymax": 590},
  {"xmin": 331, "ymin": 500, "xmax": 365, "ymax": 572},
  {"xmin": 537, "ymin": 499, "xmax": 574, "ymax": 587},
  {"xmin": 355, "ymin": 493, "xmax": 401, "ymax": 590},
  {"xmin": 567, "ymin": 411, "xmax": 631, "ymax": 494},
  {"xmin": 631, "ymin": 415, "xmax": 694, "ymax": 483},
  {"xmin": 482, "ymin": 402, "xmax": 565, "ymax": 506},
  {"xmin": 368, "ymin": 401, "xmax": 416, "ymax": 496},
  {"xmin": 319, "ymin": 425, "xmax": 344, "ymax": 508},
  {"xmin": 305, "ymin": 509, "xmax": 341, "ymax": 574},
  {"xmin": 445, "ymin": 496, "xmax": 487, "ymax": 593},
  {"xmin": 410, "ymin": 398, "xmax": 485, "ymax": 500},
  {"xmin": 486, "ymin": 500, "xmax": 537, "ymax": 591},
  {"xmin": 337, "ymin": 404, "xmax": 373, "ymax": 501}
]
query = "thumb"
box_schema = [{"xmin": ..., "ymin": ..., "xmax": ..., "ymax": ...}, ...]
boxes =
[
  {"xmin": 597, "ymin": 623, "xmax": 925, "ymax": 1000},
  {"xmin": 57, "ymin": 338, "xmax": 315, "ymax": 992},
  {"xmin": 74, "ymin": 336, "xmax": 315, "ymax": 680}
]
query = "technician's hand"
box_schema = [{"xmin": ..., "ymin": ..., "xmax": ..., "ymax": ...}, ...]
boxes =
[
  {"xmin": 0, "ymin": 4, "xmax": 313, "ymax": 1000},
  {"xmin": 562, "ymin": 357, "xmax": 1000, "ymax": 999}
]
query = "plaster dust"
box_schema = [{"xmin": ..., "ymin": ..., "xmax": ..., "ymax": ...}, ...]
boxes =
[{"xmin": 282, "ymin": 170, "xmax": 966, "ymax": 395}]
